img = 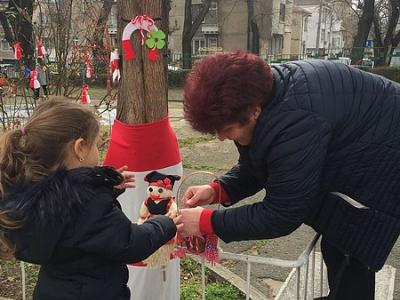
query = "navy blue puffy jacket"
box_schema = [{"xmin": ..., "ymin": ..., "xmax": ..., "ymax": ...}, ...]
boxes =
[{"xmin": 212, "ymin": 60, "xmax": 400, "ymax": 271}]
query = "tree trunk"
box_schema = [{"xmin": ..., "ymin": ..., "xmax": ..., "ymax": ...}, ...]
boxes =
[
  {"xmin": 182, "ymin": 0, "xmax": 212, "ymax": 69},
  {"xmin": 182, "ymin": 0, "xmax": 192, "ymax": 69},
  {"xmin": 118, "ymin": 0, "xmax": 168, "ymax": 124},
  {"xmin": 8, "ymin": 0, "xmax": 34, "ymax": 65},
  {"xmin": 92, "ymin": 0, "xmax": 114, "ymax": 59},
  {"xmin": 247, "ymin": 0, "xmax": 259, "ymax": 54},
  {"xmin": 350, "ymin": 0, "xmax": 374, "ymax": 64},
  {"xmin": 0, "ymin": 11, "xmax": 15, "ymax": 45}
]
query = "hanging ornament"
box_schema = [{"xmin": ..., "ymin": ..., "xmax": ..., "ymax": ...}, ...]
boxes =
[
  {"xmin": 81, "ymin": 84, "xmax": 91, "ymax": 105},
  {"xmin": 145, "ymin": 29, "xmax": 166, "ymax": 61},
  {"xmin": 13, "ymin": 42, "xmax": 23, "ymax": 61},
  {"xmin": 122, "ymin": 15, "xmax": 165, "ymax": 61},
  {"xmin": 29, "ymin": 69, "xmax": 41, "ymax": 89},
  {"xmin": 85, "ymin": 50, "xmax": 94, "ymax": 79},
  {"xmin": 110, "ymin": 49, "xmax": 120, "ymax": 82},
  {"xmin": 37, "ymin": 37, "xmax": 47, "ymax": 58}
]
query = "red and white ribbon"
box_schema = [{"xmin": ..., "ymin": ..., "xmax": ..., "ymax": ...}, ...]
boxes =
[
  {"xmin": 13, "ymin": 42, "xmax": 23, "ymax": 61},
  {"xmin": 110, "ymin": 49, "xmax": 120, "ymax": 82},
  {"xmin": 85, "ymin": 50, "xmax": 94, "ymax": 79},
  {"xmin": 29, "ymin": 70, "xmax": 41, "ymax": 89},
  {"xmin": 81, "ymin": 84, "xmax": 91, "ymax": 104},
  {"xmin": 121, "ymin": 15, "xmax": 157, "ymax": 61},
  {"xmin": 37, "ymin": 37, "xmax": 47, "ymax": 57}
]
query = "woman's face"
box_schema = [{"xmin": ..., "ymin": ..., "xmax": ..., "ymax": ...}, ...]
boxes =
[{"xmin": 216, "ymin": 106, "xmax": 261, "ymax": 146}]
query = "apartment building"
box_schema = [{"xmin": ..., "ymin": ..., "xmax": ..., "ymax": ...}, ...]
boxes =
[{"xmin": 169, "ymin": 0, "xmax": 293, "ymax": 60}]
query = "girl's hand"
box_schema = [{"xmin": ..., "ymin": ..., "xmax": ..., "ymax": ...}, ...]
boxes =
[{"xmin": 115, "ymin": 165, "xmax": 136, "ymax": 189}]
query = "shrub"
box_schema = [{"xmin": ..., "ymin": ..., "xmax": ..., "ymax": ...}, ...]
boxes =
[
  {"xmin": 168, "ymin": 69, "xmax": 191, "ymax": 87},
  {"xmin": 369, "ymin": 66, "xmax": 400, "ymax": 83}
]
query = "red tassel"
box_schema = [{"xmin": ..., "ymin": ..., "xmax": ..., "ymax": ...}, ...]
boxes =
[
  {"xmin": 148, "ymin": 48, "xmax": 158, "ymax": 61},
  {"xmin": 122, "ymin": 39, "xmax": 135, "ymax": 61},
  {"xmin": 204, "ymin": 234, "xmax": 219, "ymax": 265}
]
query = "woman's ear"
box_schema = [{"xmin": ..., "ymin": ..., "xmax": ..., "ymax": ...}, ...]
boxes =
[
  {"xmin": 73, "ymin": 138, "xmax": 87, "ymax": 162},
  {"xmin": 253, "ymin": 106, "xmax": 262, "ymax": 120}
]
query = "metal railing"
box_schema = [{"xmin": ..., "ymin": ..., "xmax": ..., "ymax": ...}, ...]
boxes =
[
  {"xmin": 19, "ymin": 233, "xmax": 323, "ymax": 300},
  {"xmin": 197, "ymin": 233, "xmax": 323, "ymax": 300}
]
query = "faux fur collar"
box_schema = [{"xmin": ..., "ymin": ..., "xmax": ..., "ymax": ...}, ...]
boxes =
[{"xmin": 2, "ymin": 166, "xmax": 122, "ymax": 225}]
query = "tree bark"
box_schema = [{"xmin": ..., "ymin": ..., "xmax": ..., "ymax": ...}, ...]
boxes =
[
  {"xmin": 92, "ymin": 0, "xmax": 114, "ymax": 59},
  {"xmin": 247, "ymin": 0, "xmax": 259, "ymax": 54},
  {"xmin": 182, "ymin": 0, "xmax": 212, "ymax": 69},
  {"xmin": 118, "ymin": 0, "xmax": 168, "ymax": 124},
  {"xmin": 350, "ymin": 0, "xmax": 374, "ymax": 64},
  {"xmin": 0, "ymin": 11, "xmax": 15, "ymax": 45}
]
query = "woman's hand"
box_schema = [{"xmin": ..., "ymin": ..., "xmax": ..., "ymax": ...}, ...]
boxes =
[
  {"xmin": 174, "ymin": 207, "xmax": 204, "ymax": 237},
  {"xmin": 114, "ymin": 165, "xmax": 135, "ymax": 189},
  {"xmin": 182, "ymin": 185, "xmax": 214, "ymax": 208}
]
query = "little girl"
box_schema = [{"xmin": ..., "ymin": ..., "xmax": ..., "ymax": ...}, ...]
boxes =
[{"xmin": 0, "ymin": 99, "xmax": 176, "ymax": 299}]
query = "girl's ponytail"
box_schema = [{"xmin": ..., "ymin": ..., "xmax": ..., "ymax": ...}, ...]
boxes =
[{"xmin": 0, "ymin": 128, "xmax": 26, "ymax": 258}]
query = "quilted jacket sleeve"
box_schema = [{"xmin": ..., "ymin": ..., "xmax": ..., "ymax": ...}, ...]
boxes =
[
  {"xmin": 72, "ymin": 191, "xmax": 177, "ymax": 264},
  {"xmin": 218, "ymin": 158, "xmax": 264, "ymax": 205},
  {"xmin": 212, "ymin": 110, "xmax": 332, "ymax": 242}
]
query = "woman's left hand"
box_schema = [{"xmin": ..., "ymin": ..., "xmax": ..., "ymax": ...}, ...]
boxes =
[
  {"xmin": 114, "ymin": 165, "xmax": 136, "ymax": 189},
  {"xmin": 174, "ymin": 207, "xmax": 204, "ymax": 237}
]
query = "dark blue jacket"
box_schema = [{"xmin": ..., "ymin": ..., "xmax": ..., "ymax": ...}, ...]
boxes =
[
  {"xmin": 3, "ymin": 167, "xmax": 176, "ymax": 299},
  {"xmin": 212, "ymin": 60, "xmax": 400, "ymax": 271}
]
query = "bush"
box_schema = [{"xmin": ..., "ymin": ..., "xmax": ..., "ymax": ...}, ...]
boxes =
[
  {"xmin": 369, "ymin": 66, "xmax": 400, "ymax": 83},
  {"xmin": 168, "ymin": 69, "xmax": 191, "ymax": 87}
]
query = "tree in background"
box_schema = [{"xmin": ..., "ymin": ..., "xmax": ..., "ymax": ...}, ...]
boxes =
[
  {"xmin": 182, "ymin": 0, "xmax": 212, "ymax": 69},
  {"xmin": 0, "ymin": 0, "xmax": 34, "ymax": 66},
  {"xmin": 247, "ymin": 0, "xmax": 260, "ymax": 55},
  {"xmin": 350, "ymin": 0, "xmax": 375, "ymax": 64},
  {"xmin": 373, "ymin": 0, "xmax": 400, "ymax": 65}
]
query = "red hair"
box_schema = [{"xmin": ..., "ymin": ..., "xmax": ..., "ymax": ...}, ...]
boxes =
[{"xmin": 183, "ymin": 51, "xmax": 273, "ymax": 134}]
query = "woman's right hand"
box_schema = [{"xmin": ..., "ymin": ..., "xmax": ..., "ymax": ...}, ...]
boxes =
[{"xmin": 182, "ymin": 185, "xmax": 214, "ymax": 208}]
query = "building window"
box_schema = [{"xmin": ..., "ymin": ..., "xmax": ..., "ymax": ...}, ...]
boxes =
[
  {"xmin": 304, "ymin": 17, "xmax": 308, "ymax": 32},
  {"xmin": 280, "ymin": 3, "xmax": 286, "ymax": 22},
  {"xmin": 1, "ymin": 40, "xmax": 9, "ymax": 51},
  {"xmin": 193, "ymin": 38, "xmax": 206, "ymax": 55},
  {"xmin": 208, "ymin": 37, "xmax": 218, "ymax": 49},
  {"xmin": 332, "ymin": 37, "xmax": 341, "ymax": 48}
]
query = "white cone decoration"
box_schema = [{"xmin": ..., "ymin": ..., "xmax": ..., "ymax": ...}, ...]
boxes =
[{"xmin": 103, "ymin": 117, "xmax": 182, "ymax": 300}]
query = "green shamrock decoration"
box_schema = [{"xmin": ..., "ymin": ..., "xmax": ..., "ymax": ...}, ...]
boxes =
[{"xmin": 146, "ymin": 30, "xmax": 166, "ymax": 50}]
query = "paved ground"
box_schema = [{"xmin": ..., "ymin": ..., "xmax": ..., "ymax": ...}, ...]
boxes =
[{"xmin": 168, "ymin": 101, "xmax": 400, "ymax": 299}]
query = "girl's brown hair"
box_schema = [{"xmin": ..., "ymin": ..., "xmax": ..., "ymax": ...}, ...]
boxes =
[{"xmin": 0, "ymin": 99, "xmax": 100, "ymax": 258}]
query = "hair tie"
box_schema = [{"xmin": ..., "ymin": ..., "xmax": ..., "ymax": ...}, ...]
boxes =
[{"xmin": 20, "ymin": 127, "xmax": 26, "ymax": 135}]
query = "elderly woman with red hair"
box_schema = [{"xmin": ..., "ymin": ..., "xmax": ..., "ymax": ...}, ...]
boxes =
[{"xmin": 175, "ymin": 51, "xmax": 400, "ymax": 300}]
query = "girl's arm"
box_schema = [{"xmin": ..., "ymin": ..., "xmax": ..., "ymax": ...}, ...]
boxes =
[{"xmin": 72, "ymin": 191, "xmax": 176, "ymax": 264}]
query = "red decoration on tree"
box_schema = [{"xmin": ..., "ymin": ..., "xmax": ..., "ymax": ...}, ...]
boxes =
[
  {"xmin": 81, "ymin": 84, "xmax": 91, "ymax": 104},
  {"xmin": 110, "ymin": 49, "xmax": 120, "ymax": 82},
  {"xmin": 29, "ymin": 70, "xmax": 40, "ymax": 89},
  {"xmin": 85, "ymin": 50, "xmax": 94, "ymax": 79},
  {"xmin": 37, "ymin": 37, "xmax": 46, "ymax": 57},
  {"xmin": 122, "ymin": 15, "xmax": 160, "ymax": 61},
  {"xmin": 13, "ymin": 42, "xmax": 23, "ymax": 61},
  {"xmin": 148, "ymin": 48, "xmax": 158, "ymax": 61}
]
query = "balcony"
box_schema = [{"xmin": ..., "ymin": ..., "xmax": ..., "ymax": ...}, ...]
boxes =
[{"xmin": 201, "ymin": 24, "xmax": 219, "ymax": 34}]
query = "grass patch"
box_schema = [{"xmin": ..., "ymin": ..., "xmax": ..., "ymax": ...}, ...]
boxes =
[
  {"xmin": 0, "ymin": 259, "xmax": 39, "ymax": 299},
  {"xmin": 178, "ymin": 135, "xmax": 215, "ymax": 147},
  {"xmin": 180, "ymin": 258, "xmax": 246, "ymax": 300},
  {"xmin": 242, "ymin": 240, "xmax": 269, "ymax": 255},
  {"xmin": 182, "ymin": 162, "xmax": 224, "ymax": 172}
]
